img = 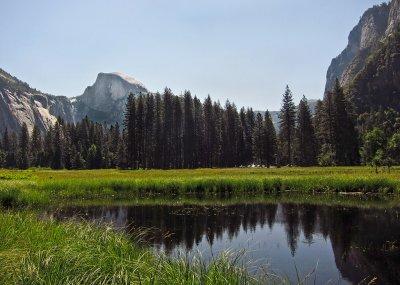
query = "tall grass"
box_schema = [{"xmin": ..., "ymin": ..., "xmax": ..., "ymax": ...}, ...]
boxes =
[
  {"xmin": 0, "ymin": 181, "xmax": 48, "ymax": 208},
  {"xmin": 1, "ymin": 167, "xmax": 400, "ymax": 208},
  {"xmin": 63, "ymin": 192, "xmax": 400, "ymax": 210},
  {"xmin": 0, "ymin": 212, "xmax": 261, "ymax": 285}
]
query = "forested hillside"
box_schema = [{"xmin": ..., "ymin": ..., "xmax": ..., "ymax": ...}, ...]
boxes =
[
  {"xmin": 347, "ymin": 28, "xmax": 400, "ymax": 113},
  {"xmin": 1, "ymin": 82, "xmax": 378, "ymax": 170}
]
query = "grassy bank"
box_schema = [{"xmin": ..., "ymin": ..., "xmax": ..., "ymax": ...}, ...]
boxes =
[
  {"xmin": 1, "ymin": 167, "xmax": 400, "ymax": 207},
  {"xmin": 0, "ymin": 212, "xmax": 261, "ymax": 285},
  {"xmin": 1, "ymin": 168, "xmax": 399, "ymax": 284},
  {"xmin": 62, "ymin": 193, "xmax": 400, "ymax": 210}
]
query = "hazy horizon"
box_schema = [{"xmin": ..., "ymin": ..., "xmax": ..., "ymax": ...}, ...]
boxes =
[{"xmin": 0, "ymin": 0, "xmax": 387, "ymax": 110}]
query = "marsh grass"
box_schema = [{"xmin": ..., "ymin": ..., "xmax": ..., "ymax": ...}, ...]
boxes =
[
  {"xmin": 0, "ymin": 180, "xmax": 48, "ymax": 208},
  {"xmin": 0, "ymin": 167, "xmax": 397, "ymax": 284},
  {"xmin": 0, "ymin": 212, "xmax": 261, "ymax": 285},
  {"xmin": 60, "ymin": 192, "xmax": 400, "ymax": 210},
  {"xmin": 1, "ymin": 167, "xmax": 400, "ymax": 208}
]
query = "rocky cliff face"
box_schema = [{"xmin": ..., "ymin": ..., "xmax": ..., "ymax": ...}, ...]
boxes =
[
  {"xmin": 387, "ymin": 0, "xmax": 400, "ymax": 35},
  {"xmin": 325, "ymin": 3, "xmax": 390, "ymax": 91},
  {"xmin": 325, "ymin": 0, "xmax": 400, "ymax": 92},
  {"xmin": 347, "ymin": 26, "xmax": 400, "ymax": 113},
  {"xmin": 0, "ymin": 70, "xmax": 148, "ymax": 134},
  {"xmin": 0, "ymin": 69, "xmax": 74, "ymax": 134},
  {"xmin": 73, "ymin": 72, "xmax": 148, "ymax": 124}
]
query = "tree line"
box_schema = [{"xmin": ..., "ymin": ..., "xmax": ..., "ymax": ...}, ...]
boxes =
[{"xmin": 0, "ymin": 80, "xmax": 398, "ymax": 170}]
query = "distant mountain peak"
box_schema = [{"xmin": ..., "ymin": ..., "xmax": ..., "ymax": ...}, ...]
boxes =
[
  {"xmin": 0, "ymin": 69, "xmax": 150, "ymax": 133},
  {"xmin": 89, "ymin": 71, "xmax": 148, "ymax": 99},
  {"xmin": 107, "ymin": 72, "xmax": 146, "ymax": 89},
  {"xmin": 72, "ymin": 71, "xmax": 148, "ymax": 124}
]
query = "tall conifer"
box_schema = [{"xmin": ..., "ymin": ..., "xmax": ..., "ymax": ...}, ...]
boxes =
[
  {"xmin": 278, "ymin": 86, "xmax": 296, "ymax": 166},
  {"xmin": 295, "ymin": 96, "xmax": 317, "ymax": 166},
  {"xmin": 124, "ymin": 93, "xmax": 137, "ymax": 168},
  {"xmin": 17, "ymin": 123, "xmax": 30, "ymax": 169}
]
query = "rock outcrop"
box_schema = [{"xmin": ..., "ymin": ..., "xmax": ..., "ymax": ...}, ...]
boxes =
[
  {"xmin": 325, "ymin": 0, "xmax": 400, "ymax": 92},
  {"xmin": 347, "ymin": 26, "xmax": 400, "ymax": 113},
  {"xmin": 0, "ymin": 70, "xmax": 148, "ymax": 134},
  {"xmin": 73, "ymin": 72, "xmax": 148, "ymax": 124},
  {"xmin": 0, "ymin": 69, "xmax": 74, "ymax": 134}
]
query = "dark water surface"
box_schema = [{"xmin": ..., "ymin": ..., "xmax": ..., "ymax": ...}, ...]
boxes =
[{"xmin": 45, "ymin": 203, "xmax": 400, "ymax": 284}]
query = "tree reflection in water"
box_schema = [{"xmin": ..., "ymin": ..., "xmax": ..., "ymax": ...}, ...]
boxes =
[{"xmin": 49, "ymin": 203, "xmax": 400, "ymax": 285}]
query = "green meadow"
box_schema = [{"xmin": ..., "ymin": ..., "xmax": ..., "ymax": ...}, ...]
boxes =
[
  {"xmin": 0, "ymin": 167, "xmax": 399, "ymax": 208},
  {"xmin": 1, "ymin": 167, "xmax": 400, "ymax": 284}
]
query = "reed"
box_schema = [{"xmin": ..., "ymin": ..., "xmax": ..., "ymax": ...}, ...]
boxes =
[
  {"xmin": 1, "ymin": 167, "xmax": 400, "ymax": 208},
  {"xmin": 0, "ymin": 212, "xmax": 260, "ymax": 285}
]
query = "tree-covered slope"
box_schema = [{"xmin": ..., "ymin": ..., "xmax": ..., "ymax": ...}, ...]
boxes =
[
  {"xmin": 326, "ymin": 0, "xmax": 400, "ymax": 96},
  {"xmin": 347, "ymin": 28, "xmax": 400, "ymax": 113}
]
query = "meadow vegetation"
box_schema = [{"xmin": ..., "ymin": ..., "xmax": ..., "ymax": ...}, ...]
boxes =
[
  {"xmin": 1, "ymin": 167, "xmax": 400, "ymax": 284},
  {"xmin": 0, "ymin": 212, "xmax": 262, "ymax": 285},
  {"xmin": 0, "ymin": 167, "xmax": 399, "ymax": 208}
]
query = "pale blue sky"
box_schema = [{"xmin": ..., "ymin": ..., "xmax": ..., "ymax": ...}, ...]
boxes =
[{"xmin": 0, "ymin": 0, "xmax": 387, "ymax": 110}]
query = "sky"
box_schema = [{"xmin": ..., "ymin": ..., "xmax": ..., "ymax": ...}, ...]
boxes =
[{"xmin": 0, "ymin": 0, "xmax": 388, "ymax": 110}]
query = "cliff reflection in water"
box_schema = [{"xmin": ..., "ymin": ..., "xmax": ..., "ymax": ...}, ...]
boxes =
[{"xmin": 50, "ymin": 203, "xmax": 400, "ymax": 285}]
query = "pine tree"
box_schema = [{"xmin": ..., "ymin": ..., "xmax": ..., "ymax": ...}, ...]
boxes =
[
  {"xmin": 51, "ymin": 122, "xmax": 64, "ymax": 169},
  {"xmin": 136, "ymin": 94, "xmax": 146, "ymax": 168},
  {"xmin": 144, "ymin": 95, "xmax": 155, "ymax": 168},
  {"xmin": 318, "ymin": 91, "xmax": 337, "ymax": 165},
  {"xmin": 87, "ymin": 144, "xmax": 102, "ymax": 169},
  {"xmin": 278, "ymin": 86, "xmax": 296, "ymax": 166},
  {"xmin": 79, "ymin": 116, "xmax": 91, "ymax": 157},
  {"xmin": 72, "ymin": 144, "xmax": 85, "ymax": 169},
  {"xmin": 17, "ymin": 123, "xmax": 30, "ymax": 169},
  {"xmin": 212, "ymin": 102, "xmax": 224, "ymax": 167},
  {"xmin": 124, "ymin": 93, "xmax": 137, "ymax": 168},
  {"xmin": 203, "ymin": 95, "xmax": 215, "ymax": 167},
  {"xmin": 105, "ymin": 124, "xmax": 119, "ymax": 168},
  {"xmin": 30, "ymin": 125, "xmax": 43, "ymax": 167},
  {"xmin": 162, "ymin": 88, "xmax": 174, "ymax": 169},
  {"xmin": 243, "ymin": 108, "xmax": 255, "ymax": 166},
  {"xmin": 63, "ymin": 125, "xmax": 74, "ymax": 169},
  {"xmin": 263, "ymin": 111, "xmax": 277, "ymax": 167},
  {"xmin": 238, "ymin": 108, "xmax": 248, "ymax": 166},
  {"xmin": 253, "ymin": 113, "xmax": 264, "ymax": 165},
  {"xmin": 183, "ymin": 91, "xmax": 195, "ymax": 168},
  {"xmin": 154, "ymin": 93, "xmax": 163, "ymax": 169},
  {"xmin": 117, "ymin": 131, "xmax": 128, "ymax": 169},
  {"xmin": 313, "ymin": 100, "xmax": 325, "ymax": 154},
  {"xmin": 294, "ymin": 96, "xmax": 317, "ymax": 166},
  {"xmin": 193, "ymin": 96, "xmax": 205, "ymax": 167},
  {"xmin": 316, "ymin": 80, "xmax": 360, "ymax": 166},
  {"xmin": 172, "ymin": 95, "xmax": 183, "ymax": 168},
  {"xmin": 333, "ymin": 81, "xmax": 359, "ymax": 165},
  {"xmin": 43, "ymin": 126, "xmax": 54, "ymax": 166},
  {"xmin": 223, "ymin": 101, "xmax": 240, "ymax": 167}
]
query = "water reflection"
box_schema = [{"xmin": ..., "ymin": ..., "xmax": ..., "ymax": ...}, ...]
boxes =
[{"xmin": 46, "ymin": 203, "xmax": 400, "ymax": 284}]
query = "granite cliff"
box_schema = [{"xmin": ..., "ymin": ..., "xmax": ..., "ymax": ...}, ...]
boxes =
[
  {"xmin": 0, "ymin": 70, "xmax": 148, "ymax": 134},
  {"xmin": 326, "ymin": 0, "xmax": 400, "ymax": 93},
  {"xmin": 0, "ymin": 69, "xmax": 74, "ymax": 134}
]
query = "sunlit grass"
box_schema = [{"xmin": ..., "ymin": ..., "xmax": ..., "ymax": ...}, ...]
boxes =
[
  {"xmin": 1, "ymin": 167, "xmax": 400, "ymax": 208},
  {"xmin": 1, "ymin": 167, "xmax": 399, "ymax": 284},
  {"xmin": 0, "ymin": 212, "xmax": 261, "ymax": 285}
]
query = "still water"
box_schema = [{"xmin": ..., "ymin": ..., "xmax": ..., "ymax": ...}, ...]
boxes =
[{"xmin": 45, "ymin": 203, "xmax": 400, "ymax": 284}]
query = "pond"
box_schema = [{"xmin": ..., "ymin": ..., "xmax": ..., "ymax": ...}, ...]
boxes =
[{"xmin": 44, "ymin": 202, "xmax": 400, "ymax": 284}]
